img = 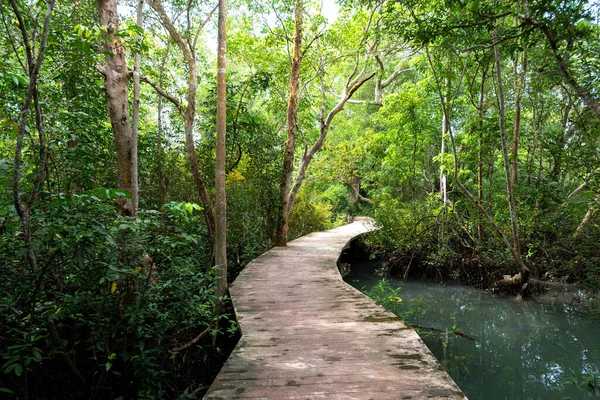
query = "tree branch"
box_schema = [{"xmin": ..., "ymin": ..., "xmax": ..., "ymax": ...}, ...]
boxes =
[
  {"xmin": 192, "ymin": 3, "xmax": 218, "ymax": 50},
  {"xmin": 517, "ymin": 0, "xmax": 600, "ymax": 121},
  {"xmin": 8, "ymin": 0, "xmax": 33, "ymax": 70},
  {"xmin": 146, "ymin": 0, "xmax": 194, "ymax": 67},
  {"xmin": 169, "ymin": 327, "xmax": 210, "ymax": 355},
  {"xmin": 0, "ymin": 6, "xmax": 27, "ymax": 73},
  {"xmin": 382, "ymin": 68, "xmax": 411, "ymax": 88},
  {"xmin": 140, "ymin": 75, "xmax": 184, "ymax": 114}
]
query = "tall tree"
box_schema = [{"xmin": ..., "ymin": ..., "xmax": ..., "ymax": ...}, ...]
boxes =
[
  {"xmin": 440, "ymin": 78, "xmax": 449, "ymax": 205},
  {"xmin": 144, "ymin": 0, "xmax": 217, "ymax": 239},
  {"xmin": 511, "ymin": 51, "xmax": 527, "ymax": 186},
  {"xmin": 131, "ymin": 0, "xmax": 144, "ymax": 217},
  {"xmin": 215, "ymin": 0, "xmax": 227, "ymax": 299},
  {"xmin": 96, "ymin": 0, "xmax": 137, "ymax": 216},
  {"xmin": 275, "ymin": 4, "xmax": 376, "ymax": 246},
  {"xmin": 155, "ymin": 42, "xmax": 170, "ymax": 207},
  {"xmin": 492, "ymin": 26, "xmax": 529, "ymax": 285},
  {"xmin": 275, "ymin": 0, "xmax": 303, "ymax": 246},
  {"xmin": 10, "ymin": 0, "xmax": 56, "ymax": 272},
  {"xmin": 425, "ymin": 41, "xmax": 531, "ymax": 290}
]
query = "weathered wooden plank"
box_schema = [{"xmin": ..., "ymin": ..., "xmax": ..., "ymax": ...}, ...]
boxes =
[{"xmin": 204, "ymin": 219, "xmax": 467, "ymax": 399}]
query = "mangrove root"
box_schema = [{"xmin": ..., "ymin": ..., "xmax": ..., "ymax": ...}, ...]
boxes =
[{"xmin": 409, "ymin": 324, "xmax": 478, "ymax": 341}]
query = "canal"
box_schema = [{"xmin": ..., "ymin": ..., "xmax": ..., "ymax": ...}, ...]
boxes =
[{"xmin": 344, "ymin": 260, "xmax": 600, "ymax": 400}]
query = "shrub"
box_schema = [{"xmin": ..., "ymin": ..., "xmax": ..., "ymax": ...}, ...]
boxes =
[
  {"xmin": 288, "ymin": 189, "xmax": 334, "ymax": 240},
  {"xmin": 0, "ymin": 193, "xmax": 228, "ymax": 398}
]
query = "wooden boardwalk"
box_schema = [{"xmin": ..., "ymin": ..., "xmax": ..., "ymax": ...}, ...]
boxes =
[{"xmin": 204, "ymin": 219, "xmax": 466, "ymax": 399}]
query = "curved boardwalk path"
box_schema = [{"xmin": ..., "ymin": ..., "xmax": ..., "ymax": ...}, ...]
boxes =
[{"xmin": 204, "ymin": 219, "xmax": 466, "ymax": 399}]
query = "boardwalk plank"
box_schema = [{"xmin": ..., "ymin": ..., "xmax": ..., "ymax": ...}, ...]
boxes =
[{"xmin": 204, "ymin": 219, "xmax": 467, "ymax": 399}]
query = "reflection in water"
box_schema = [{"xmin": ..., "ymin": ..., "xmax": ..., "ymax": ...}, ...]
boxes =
[{"xmin": 345, "ymin": 264, "xmax": 600, "ymax": 400}]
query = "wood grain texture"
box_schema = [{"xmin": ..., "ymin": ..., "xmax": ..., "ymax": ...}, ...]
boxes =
[{"xmin": 204, "ymin": 219, "xmax": 467, "ymax": 399}]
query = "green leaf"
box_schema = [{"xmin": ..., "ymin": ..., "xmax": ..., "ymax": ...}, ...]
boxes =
[
  {"xmin": 1, "ymin": 72, "xmax": 28, "ymax": 87},
  {"xmin": 32, "ymin": 348, "xmax": 42, "ymax": 362},
  {"xmin": 127, "ymin": 25, "xmax": 144, "ymax": 36}
]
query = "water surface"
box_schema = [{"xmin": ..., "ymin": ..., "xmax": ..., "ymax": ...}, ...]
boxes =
[{"xmin": 345, "ymin": 263, "xmax": 600, "ymax": 400}]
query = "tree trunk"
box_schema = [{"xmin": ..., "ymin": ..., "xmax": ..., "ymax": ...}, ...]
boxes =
[
  {"xmin": 156, "ymin": 43, "xmax": 170, "ymax": 207},
  {"xmin": 182, "ymin": 54, "xmax": 215, "ymax": 240},
  {"xmin": 527, "ymin": 102, "xmax": 538, "ymax": 185},
  {"xmin": 373, "ymin": 54, "xmax": 406, "ymax": 106},
  {"xmin": 440, "ymin": 79, "xmax": 449, "ymax": 205},
  {"xmin": 274, "ymin": 4, "xmax": 375, "ymax": 246},
  {"xmin": 428, "ymin": 37, "xmax": 530, "ymax": 293},
  {"xmin": 156, "ymin": 97, "xmax": 166, "ymax": 206},
  {"xmin": 130, "ymin": 0, "xmax": 143, "ymax": 217},
  {"xmin": 574, "ymin": 192, "xmax": 600, "ymax": 237},
  {"xmin": 275, "ymin": 0, "xmax": 303, "ymax": 246},
  {"xmin": 215, "ymin": 0, "xmax": 227, "ymax": 300},
  {"xmin": 536, "ymin": 108, "xmax": 546, "ymax": 188},
  {"xmin": 285, "ymin": 72, "xmax": 374, "ymax": 227},
  {"xmin": 477, "ymin": 65, "xmax": 488, "ymax": 242},
  {"xmin": 493, "ymin": 27, "xmax": 529, "ymax": 283},
  {"xmin": 348, "ymin": 175, "xmax": 372, "ymax": 218},
  {"xmin": 184, "ymin": 116, "xmax": 216, "ymax": 238},
  {"xmin": 146, "ymin": 0, "xmax": 216, "ymax": 239},
  {"xmin": 374, "ymin": 75, "xmax": 383, "ymax": 105},
  {"xmin": 97, "ymin": 0, "xmax": 134, "ymax": 216},
  {"xmin": 511, "ymin": 51, "xmax": 526, "ymax": 187},
  {"xmin": 551, "ymin": 94, "xmax": 571, "ymax": 180},
  {"xmin": 349, "ymin": 175, "xmax": 359, "ymax": 206},
  {"xmin": 10, "ymin": 0, "xmax": 56, "ymax": 273}
]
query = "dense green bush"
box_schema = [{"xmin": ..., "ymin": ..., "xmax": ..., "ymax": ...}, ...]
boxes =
[
  {"xmin": 0, "ymin": 193, "xmax": 231, "ymax": 398},
  {"xmin": 363, "ymin": 187, "xmax": 600, "ymax": 290},
  {"xmin": 288, "ymin": 188, "xmax": 336, "ymax": 240},
  {"xmin": 321, "ymin": 182, "xmax": 352, "ymax": 218},
  {"xmin": 365, "ymin": 194, "xmax": 465, "ymax": 279}
]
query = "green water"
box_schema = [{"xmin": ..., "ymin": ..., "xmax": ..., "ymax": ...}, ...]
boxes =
[{"xmin": 345, "ymin": 265, "xmax": 600, "ymax": 400}]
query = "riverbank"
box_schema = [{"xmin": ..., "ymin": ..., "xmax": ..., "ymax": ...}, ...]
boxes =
[
  {"xmin": 343, "ymin": 260, "xmax": 600, "ymax": 400},
  {"xmin": 340, "ymin": 233, "xmax": 600, "ymax": 311}
]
